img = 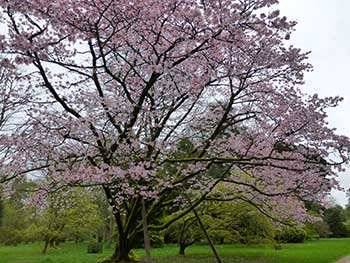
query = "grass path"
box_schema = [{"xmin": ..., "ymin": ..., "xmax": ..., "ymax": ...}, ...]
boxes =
[
  {"xmin": 1, "ymin": 239, "xmax": 350, "ymax": 263},
  {"xmin": 335, "ymin": 257, "xmax": 350, "ymax": 263}
]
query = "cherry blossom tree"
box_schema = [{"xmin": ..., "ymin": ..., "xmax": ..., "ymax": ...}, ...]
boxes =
[
  {"xmin": 0, "ymin": 64, "xmax": 39, "ymax": 184},
  {"xmin": 0, "ymin": 0, "xmax": 349, "ymax": 261}
]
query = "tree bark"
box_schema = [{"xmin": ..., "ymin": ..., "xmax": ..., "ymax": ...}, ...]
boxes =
[
  {"xmin": 181, "ymin": 187, "xmax": 223, "ymax": 263},
  {"xmin": 111, "ymin": 233, "xmax": 133, "ymax": 262},
  {"xmin": 49, "ymin": 238, "xmax": 55, "ymax": 248},
  {"xmin": 102, "ymin": 188, "xmax": 149, "ymax": 262},
  {"xmin": 142, "ymin": 199, "xmax": 152, "ymax": 263},
  {"xmin": 193, "ymin": 208, "xmax": 222, "ymax": 263},
  {"xmin": 42, "ymin": 239, "xmax": 49, "ymax": 254},
  {"xmin": 179, "ymin": 243, "xmax": 186, "ymax": 256}
]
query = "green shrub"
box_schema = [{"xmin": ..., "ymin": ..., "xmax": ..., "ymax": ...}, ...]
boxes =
[
  {"xmin": 313, "ymin": 221, "xmax": 332, "ymax": 238},
  {"xmin": 151, "ymin": 234, "xmax": 164, "ymax": 248},
  {"xmin": 87, "ymin": 242, "xmax": 103, "ymax": 253},
  {"xmin": 304, "ymin": 222, "xmax": 320, "ymax": 240},
  {"xmin": 276, "ymin": 227, "xmax": 306, "ymax": 243},
  {"xmin": 274, "ymin": 243, "xmax": 283, "ymax": 250},
  {"xmin": 244, "ymin": 237, "xmax": 274, "ymax": 244}
]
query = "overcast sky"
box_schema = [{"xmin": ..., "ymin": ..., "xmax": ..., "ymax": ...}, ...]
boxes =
[{"xmin": 278, "ymin": 0, "xmax": 350, "ymax": 206}]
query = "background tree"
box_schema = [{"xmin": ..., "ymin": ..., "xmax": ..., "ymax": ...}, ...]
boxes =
[
  {"xmin": 0, "ymin": 198, "xmax": 34, "ymax": 245},
  {"xmin": 0, "ymin": 1, "xmax": 350, "ymax": 262},
  {"xmin": 164, "ymin": 200, "xmax": 276, "ymax": 256},
  {"xmin": 93, "ymin": 189, "xmax": 115, "ymax": 245},
  {"xmin": 36, "ymin": 188, "xmax": 103, "ymax": 254},
  {"xmin": 0, "ymin": 179, "xmax": 38, "ymax": 245},
  {"xmin": 0, "ymin": 190, "xmax": 3, "ymax": 226},
  {"xmin": 0, "ymin": 65, "xmax": 42, "ymax": 185},
  {"xmin": 0, "ymin": 183, "xmax": 107, "ymax": 251},
  {"xmin": 324, "ymin": 205, "xmax": 349, "ymax": 238},
  {"xmin": 211, "ymin": 202, "xmax": 275, "ymax": 245},
  {"xmin": 275, "ymin": 227, "xmax": 306, "ymax": 243},
  {"xmin": 346, "ymin": 190, "xmax": 350, "ymax": 214},
  {"xmin": 164, "ymin": 212, "xmax": 203, "ymax": 256},
  {"xmin": 312, "ymin": 221, "xmax": 332, "ymax": 238}
]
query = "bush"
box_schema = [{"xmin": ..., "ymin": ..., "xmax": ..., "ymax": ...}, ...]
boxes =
[
  {"xmin": 87, "ymin": 242, "xmax": 103, "ymax": 253},
  {"xmin": 304, "ymin": 222, "xmax": 320, "ymax": 240},
  {"xmin": 151, "ymin": 234, "xmax": 164, "ymax": 248},
  {"xmin": 244, "ymin": 237, "xmax": 274, "ymax": 245},
  {"xmin": 276, "ymin": 227, "xmax": 306, "ymax": 243},
  {"xmin": 228, "ymin": 207, "xmax": 275, "ymax": 245},
  {"xmin": 274, "ymin": 244, "xmax": 283, "ymax": 250}
]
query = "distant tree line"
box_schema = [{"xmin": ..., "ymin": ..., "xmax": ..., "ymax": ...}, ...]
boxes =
[{"xmin": 1, "ymin": 179, "xmax": 350, "ymax": 256}]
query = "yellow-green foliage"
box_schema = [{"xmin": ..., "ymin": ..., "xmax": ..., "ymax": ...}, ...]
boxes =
[{"xmin": 0, "ymin": 188, "xmax": 103, "ymax": 246}]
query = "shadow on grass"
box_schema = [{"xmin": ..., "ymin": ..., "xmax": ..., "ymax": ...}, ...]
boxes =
[{"xmin": 156, "ymin": 255, "xmax": 266, "ymax": 263}]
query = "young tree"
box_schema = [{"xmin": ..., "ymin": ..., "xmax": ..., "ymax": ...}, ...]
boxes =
[
  {"xmin": 0, "ymin": 179, "xmax": 38, "ymax": 245},
  {"xmin": 36, "ymin": 188, "xmax": 103, "ymax": 254},
  {"xmin": 0, "ymin": 1, "xmax": 349, "ymax": 261},
  {"xmin": 164, "ymin": 212, "xmax": 203, "ymax": 256}
]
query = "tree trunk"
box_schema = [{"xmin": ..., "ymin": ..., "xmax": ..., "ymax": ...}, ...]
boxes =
[
  {"xmin": 179, "ymin": 243, "xmax": 186, "ymax": 256},
  {"xmin": 192, "ymin": 209, "xmax": 222, "ymax": 263},
  {"xmin": 111, "ymin": 233, "xmax": 133, "ymax": 262},
  {"xmin": 49, "ymin": 238, "xmax": 55, "ymax": 248},
  {"xmin": 42, "ymin": 239, "xmax": 49, "ymax": 254},
  {"xmin": 103, "ymin": 187, "xmax": 140, "ymax": 262},
  {"xmin": 142, "ymin": 199, "xmax": 152, "ymax": 263}
]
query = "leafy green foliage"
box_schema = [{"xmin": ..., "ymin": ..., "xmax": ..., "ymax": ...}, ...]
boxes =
[
  {"xmin": 36, "ymin": 188, "xmax": 104, "ymax": 253},
  {"xmin": 0, "ymin": 180, "xmax": 40, "ymax": 245},
  {"xmin": 276, "ymin": 227, "xmax": 306, "ymax": 243},
  {"xmin": 163, "ymin": 200, "xmax": 275, "ymax": 257},
  {"xmin": 304, "ymin": 220, "xmax": 332, "ymax": 239},
  {"xmin": 0, "ymin": 186, "xmax": 104, "ymax": 251},
  {"xmin": 87, "ymin": 242, "xmax": 103, "ymax": 254},
  {"xmin": 151, "ymin": 234, "xmax": 164, "ymax": 248},
  {"xmin": 0, "ymin": 199, "xmax": 37, "ymax": 245},
  {"xmin": 203, "ymin": 201, "xmax": 275, "ymax": 245},
  {"xmin": 0, "ymin": 195, "xmax": 3, "ymax": 226},
  {"xmin": 163, "ymin": 212, "xmax": 203, "ymax": 255},
  {"xmin": 324, "ymin": 205, "xmax": 349, "ymax": 237}
]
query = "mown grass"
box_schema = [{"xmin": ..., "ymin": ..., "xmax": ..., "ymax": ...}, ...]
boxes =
[{"xmin": 0, "ymin": 239, "xmax": 350, "ymax": 263}]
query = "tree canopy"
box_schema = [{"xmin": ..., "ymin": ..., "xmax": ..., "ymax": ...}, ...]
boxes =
[{"xmin": 0, "ymin": 0, "xmax": 349, "ymax": 261}]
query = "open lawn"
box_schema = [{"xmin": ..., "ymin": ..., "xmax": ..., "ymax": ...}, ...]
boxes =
[{"xmin": 0, "ymin": 239, "xmax": 350, "ymax": 263}]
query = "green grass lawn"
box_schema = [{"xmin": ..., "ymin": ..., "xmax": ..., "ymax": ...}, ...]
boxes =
[{"xmin": 0, "ymin": 239, "xmax": 350, "ymax": 263}]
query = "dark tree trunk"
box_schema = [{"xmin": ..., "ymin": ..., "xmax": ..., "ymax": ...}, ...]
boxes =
[
  {"xmin": 103, "ymin": 187, "xmax": 142, "ymax": 262},
  {"xmin": 111, "ymin": 233, "xmax": 134, "ymax": 262},
  {"xmin": 179, "ymin": 243, "xmax": 186, "ymax": 256},
  {"xmin": 42, "ymin": 239, "xmax": 49, "ymax": 254},
  {"xmin": 49, "ymin": 238, "xmax": 55, "ymax": 247}
]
